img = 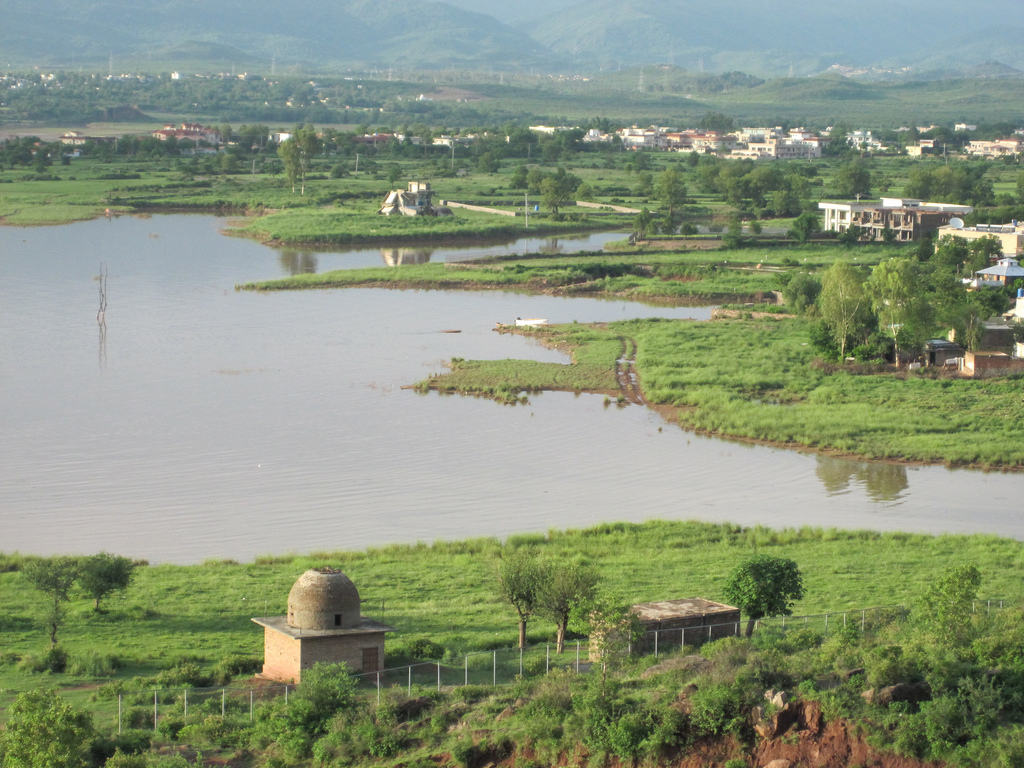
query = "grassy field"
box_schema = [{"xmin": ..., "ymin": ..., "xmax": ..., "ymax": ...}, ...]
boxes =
[{"xmin": 2, "ymin": 520, "xmax": 1023, "ymax": 712}]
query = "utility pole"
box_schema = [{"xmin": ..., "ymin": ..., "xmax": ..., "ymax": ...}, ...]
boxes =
[{"xmin": 525, "ymin": 193, "xmax": 529, "ymax": 228}]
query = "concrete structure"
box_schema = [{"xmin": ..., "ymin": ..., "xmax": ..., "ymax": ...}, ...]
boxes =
[
  {"xmin": 819, "ymin": 198, "xmax": 973, "ymax": 242},
  {"xmin": 936, "ymin": 222, "xmax": 1024, "ymax": 258},
  {"xmin": 631, "ymin": 598, "xmax": 740, "ymax": 654},
  {"xmin": 152, "ymin": 122, "xmax": 220, "ymax": 145},
  {"xmin": 253, "ymin": 568, "xmax": 393, "ymax": 683},
  {"xmin": 961, "ymin": 351, "xmax": 1024, "ymax": 378},
  {"xmin": 965, "ymin": 138, "xmax": 1024, "ymax": 158},
  {"xmin": 378, "ymin": 182, "xmax": 452, "ymax": 217}
]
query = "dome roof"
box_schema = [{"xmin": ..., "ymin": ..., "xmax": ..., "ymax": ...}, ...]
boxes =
[{"xmin": 287, "ymin": 568, "xmax": 361, "ymax": 630}]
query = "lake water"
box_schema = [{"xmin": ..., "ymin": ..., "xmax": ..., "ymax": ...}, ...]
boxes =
[{"xmin": 2, "ymin": 215, "xmax": 1023, "ymax": 564}]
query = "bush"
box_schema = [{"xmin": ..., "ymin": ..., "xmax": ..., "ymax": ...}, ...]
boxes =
[
  {"xmin": 19, "ymin": 645, "xmax": 69, "ymax": 673},
  {"xmin": 689, "ymin": 682, "xmax": 744, "ymax": 737},
  {"xmin": 405, "ymin": 638, "xmax": 446, "ymax": 660},
  {"xmin": 68, "ymin": 650, "xmax": 121, "ymax": 677}
]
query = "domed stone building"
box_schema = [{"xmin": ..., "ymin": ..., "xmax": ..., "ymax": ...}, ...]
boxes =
[{"xmin": 252, "ymin": 568, "xmax": 393, "ymax": 682}]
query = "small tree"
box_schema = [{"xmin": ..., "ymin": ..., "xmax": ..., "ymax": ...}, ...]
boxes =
[
  {"xmin": 536, "ymin": 562, "xmax": 600, "ymax": 653},
  {"xmin": 0, "ymin": 689, "xmax": 93, "ymax": 768},
  {"xmin": 78, "ymin": 553, "xmax": 135, "ymax": 612},
  {"xmin": 920, "ymin": 564, "xmax": 982, "ymax": 644},
  {"xmin": 495, "ymin": 549, "xmax": 547, "ymax": 648},
  {"xmin": 22, "ymin": 557, "xmax": 80, "ymax": 647},
  {"xmin": 570, "ymin": 595, "xmax": 642, "ymax": 684},
  {"xmin": 632, "ymin": 207, "xmax": 652, "ymax": 241},
  {"xmin": 723, "ymin": 555, "xmax": 804, "ymax": 637},
  {"xmin": 788, "ymin": 211, "xmax": 820, "ymax": 244}
]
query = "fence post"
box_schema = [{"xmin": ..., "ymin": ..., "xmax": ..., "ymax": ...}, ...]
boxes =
[
  {"xmin": 408, "ymin": 666, "xmax": 412, "ymax": 695},
  {"xmin": 824, "ymin": 613, "xmax": 828, "ymax": 636},
  {"xmin": 118, "ymin": 694, "xmax": 122, "ymax": 734},
  {"xmin": 222, "ymin": 689, "xmax": 226, "ymax": 717},
  {"xmin": 377, "ymin": 672, "xmax": 381, "ymax": 705},
  {"xmin": 681, "ymin": 627, "xmax": 685, "ymax": 649},
  {"xmin": 437, "ymin": 662, "xmax": 441, "ymax": 692},
  {"xmin": 285, "ymin": 685, "xmax": 288, "ymax": 704},
  {"xmin": 493, "ymin": 651, "xmax": 497, "ymax": 686},
  {"xmin": 654, "ymin": 630, "xmax": 658, "ymax": 658},
  {"xmin": 782, "ymin": 616, "xmax": 786, "ymax": 629},
  {"xmin": 546, "ymin": 644, "xmax": 549, "ymax": 675},
  {"xmin": 184, "ymin": 690, "xmax": 188, "ymax": 722},
  {"xmin": 844, "ymin": 612, "xmax": 847, "ymax": 628},
  {"xmin": 250, "ymin": 690, "xmax": 253, "ymax": 721},
  {"xmin": 153, "ymin": 691, "xmax": 158, "ymax": 732},
  {"xmin": 576, "ymin": 641, "xmax": 580, "ymax": 673},
  {"xmin": 465, "ymin": 655, "xmax": 468, "ymax": 687},
  {"xmin": 519, "ymin": 647, "xmax": 523, "ymax": 678},
  {"xmin": 862, "ymin": 610, "xmax": 865, "ymax": 631}
]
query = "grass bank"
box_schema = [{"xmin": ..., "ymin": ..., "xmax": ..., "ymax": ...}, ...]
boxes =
[
  {"xmin": 418, "ymin": 316, "xmax": 1024, "ymax": 468},
  {"xmin": 2, "ymin": 520, "xmax": 1023, "ymax": 707},
  {"xmin": 238, "ymin": 243, "xmax": 903, "ymax": 300}
]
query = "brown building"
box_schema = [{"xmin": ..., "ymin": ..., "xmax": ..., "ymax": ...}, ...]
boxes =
[
  {"xmin": 631, "ymin": 598, "xmax": 741, "ymax": 653},
  {"xmin": 819, "ymin": 198, "xmax": 973, "ymax": 242},
  {"xmin": 252, "ymin": 568, "xmax": 393, "ymax": 683}
]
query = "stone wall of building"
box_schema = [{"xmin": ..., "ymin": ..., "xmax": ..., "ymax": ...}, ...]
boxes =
[
  {"xmin": 262, "ymin": 628, "xmax": 300, "ymax": 682},
  {"xmin": 299, "ymin": 635, "xmax": 385, "ymax": 675}
]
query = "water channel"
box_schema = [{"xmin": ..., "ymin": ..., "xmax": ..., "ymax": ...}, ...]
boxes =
[{"xmin": 2, "ymin": 214, "xmax": 1022, "ymax": 564}]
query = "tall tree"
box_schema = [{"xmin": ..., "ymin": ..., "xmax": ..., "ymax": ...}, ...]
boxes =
[
  {"xmin": 819, "ymin": 261, "xmax": 869, "ymax": 358},
  {"xmin": 495, "ymin": 549, "xmax": 547, "ymax": 648},
  {"xmin": 536, "ymin": 562, "xmax": 600, "ymax": 653},
  {"xmin": 22, "ymin": 557, "xmax": 80, "ymax": 647},
  {"xmin": 723, "ymin": 555, "xmax": 804, "ymax": 637},
  {"xmin": 654, "ymin": 166, "xmax": 688, "ymax": 223},
  {"xmin": 866, "ymin": 257, "xmax": 931, "ymax": 361},
  {"xmin": 78, "ymin": 553, "xmax": 135, "ymax": 612}
]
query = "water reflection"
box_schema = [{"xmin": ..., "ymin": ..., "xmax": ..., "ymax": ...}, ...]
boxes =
[
  {"xmin": 815, "ymin": 456, "xmax": 909, "ymax": 502},
  {"xmin": 278, "ymin": 250, "xmax": 319, "ymax": 275},
  {"xmin": 381, "ymin": 248, "xmax": 434, "ymax": 266}
]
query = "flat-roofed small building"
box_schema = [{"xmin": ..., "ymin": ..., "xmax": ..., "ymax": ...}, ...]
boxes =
[{"xmin": 631, "ymin": 598, "xmax": 740, "ymax": 654}]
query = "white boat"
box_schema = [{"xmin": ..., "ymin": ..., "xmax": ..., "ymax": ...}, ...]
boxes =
[{"xmin": 514, "ymin": 317, "xmax": 548, "ymax": 326}]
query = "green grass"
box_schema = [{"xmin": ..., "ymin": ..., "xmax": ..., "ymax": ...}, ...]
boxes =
[
  {"xmin": 2, "ymin": 521, "xmax": 1024, "ymax": 713},
  {"xmin": 414, "ymin": 316, "xmax": 1024, "ymax": 468},
  {"xmin": 234, "ymin": 205, "xmax": 622, "ymax": 246}
]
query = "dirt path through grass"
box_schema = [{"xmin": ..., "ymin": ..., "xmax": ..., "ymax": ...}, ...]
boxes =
[{"xmin": 615, "ymin": 335, "xmax": 645, "ymax": 405}]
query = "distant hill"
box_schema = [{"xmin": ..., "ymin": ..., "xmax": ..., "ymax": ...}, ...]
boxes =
[
  {"xmin": 0, "ymin": 0, "xmax": 562, "ymax": 70},
  {"xmin": 1, "ymin": 0, "xmax": 1022, "ymax": 78},
  {"xmin": 524, "ymin": 0, "xmax": 1024, "ymax": 76}
]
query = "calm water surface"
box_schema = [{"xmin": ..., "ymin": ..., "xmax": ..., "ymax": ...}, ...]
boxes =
[{"xmin": 2, "ymin": 215, "xmax": 1022, "ymax": 563}]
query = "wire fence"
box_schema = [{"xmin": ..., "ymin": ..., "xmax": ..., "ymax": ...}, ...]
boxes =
[{"xmin": 101, "ymin": 600, "xmax": 1010, "ymax": 732}]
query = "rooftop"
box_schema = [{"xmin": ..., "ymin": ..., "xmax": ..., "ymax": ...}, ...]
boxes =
[
  {"xmin": 252, "ymin": 616, "xmax": 395, "ymax": 639},
  {"xmin": 631, "ymin": 598, "xmax": 738, "ymax": 622}
]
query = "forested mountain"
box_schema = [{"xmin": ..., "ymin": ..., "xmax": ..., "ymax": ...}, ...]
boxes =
[{"xmin": 1, "ymin": 0, "xmax": 1022, "ymax": 76}]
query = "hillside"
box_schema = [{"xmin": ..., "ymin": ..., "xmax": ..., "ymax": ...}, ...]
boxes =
[
  {"xmin": 2, "ymin": 0, "xmax": 1023, "ymax": 76},
  {"xmin": 0, "ymin": 0, "xmax": 562, "ymax": 70}
]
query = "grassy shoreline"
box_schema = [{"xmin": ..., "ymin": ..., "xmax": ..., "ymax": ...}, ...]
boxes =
[
  {"xmin": 2, "ymin": 520, "xmax": 1022, "ymax": 701},
  {"xmin": 417, "ymin": 317, "xmax": 1024, "ymax": 470}
]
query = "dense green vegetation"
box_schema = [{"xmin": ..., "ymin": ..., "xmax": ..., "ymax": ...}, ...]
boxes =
[{"xmin": 3, "ymin": 523, "xmax": 1024, "ymax": 766}]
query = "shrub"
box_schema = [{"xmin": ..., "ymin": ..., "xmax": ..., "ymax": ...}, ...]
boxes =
[
  {"xmin": 689, "ymin": 682, "xmax": 744, "ymax": 737},
  {"xmin": 68, "ymin": 650, "xmax": 121, "ymax": 677}
]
